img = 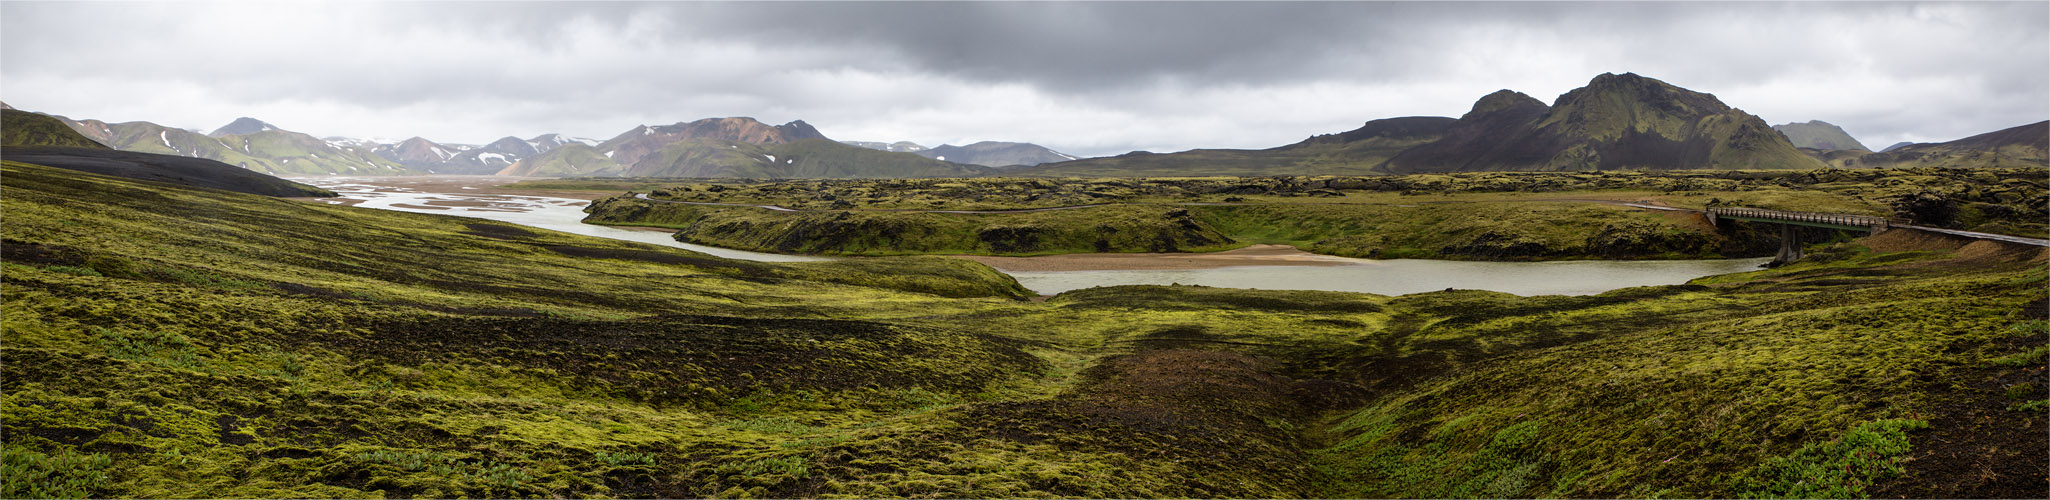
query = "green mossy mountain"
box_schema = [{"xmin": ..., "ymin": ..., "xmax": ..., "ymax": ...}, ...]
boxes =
[
  {"xmin": 1381, "ymin": 73, "xmax": 1826, "ymax": 172},
  {"xmin": 1774, "ymin": 120, "xmax": 1871, "ymax": 151},
  {"xmin": 2, "ymin": 109, "xmax": 109, "ymax": 149}
]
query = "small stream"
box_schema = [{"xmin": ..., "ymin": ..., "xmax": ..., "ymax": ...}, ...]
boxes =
[{"xmin": 303, "ymin": 177, "xmax": 1768, "ymax": 296}]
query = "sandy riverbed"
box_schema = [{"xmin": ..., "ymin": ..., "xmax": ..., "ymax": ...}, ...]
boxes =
[{"xmin": 956, "ymin": 244, "xmax": 1353, "ymax": 272}]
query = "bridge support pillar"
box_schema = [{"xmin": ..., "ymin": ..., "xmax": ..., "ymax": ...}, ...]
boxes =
[{"xmin": 1773, "ymin": 223, "xmax": 1803, "ymax": 265}]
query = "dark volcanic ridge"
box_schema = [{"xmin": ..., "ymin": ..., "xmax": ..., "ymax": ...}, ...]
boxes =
[{"xmin": 3, "ymin": 146, "xmax": 334, "ymax": 197}]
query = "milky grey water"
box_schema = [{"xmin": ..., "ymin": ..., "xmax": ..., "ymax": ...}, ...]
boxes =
[
  {"xmin": 299, "ymin": 177, "xmax": 828, "ymax": 262},
  {"xmin": 1006, "ymin": 257, "xmax": 1769, "ymax": 297},
  {"xmin": 303, "ymin": 177, "xmax": 1768, "ymax": 296}
]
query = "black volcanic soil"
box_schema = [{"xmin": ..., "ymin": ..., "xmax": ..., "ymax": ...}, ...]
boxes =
[{"xmin": 4, "ymin": 146, "xmax": 333, "ymax": 197}]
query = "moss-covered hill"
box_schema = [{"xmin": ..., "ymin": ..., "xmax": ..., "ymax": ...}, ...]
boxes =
[
  {"xmin": 3, "ymin": 160, "xmax": 2043, "ymax": 498},
  {"xmin": 2, "ymin": 109, "xmax": 109, "ymax": 149}
]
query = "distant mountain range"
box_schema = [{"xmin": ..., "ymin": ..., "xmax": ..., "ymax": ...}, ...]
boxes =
[
  {"xmin": 38, "ymin": 110, "xmax": 978, "ymax": 179},
  {"xmin": 365, "ymin": 134, "xmax": 601, "ymax": 175},
  {"xmin": 1021, "ymin": 73, "xmax": 1833, "ymax": 176},
  {"xmin": 500, "ymin": 117, "xmax": 990, "ymax": 178},
  {"xmin": 53, "ymin": 115, "xmax": 412, "ymax": 176},
  {"xmin": 844, "ymin": 140, "xmax": 1079, "ymax": 167},
  {"xmin": 17, "ymin": 72, "xmax": 2045, "ymax": 178}
]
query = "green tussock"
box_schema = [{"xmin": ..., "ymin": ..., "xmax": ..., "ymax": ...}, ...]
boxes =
[
  {"xmin": 2, "ymin": 160, "xmax": 2043, "ymax": 497},
  {"xmin": 580, "ymin": 168, "xmax": 2047, "ymax": 259},
  {"xmin": 1729, "ymin": 419, "xmax": 1928, "ymax": 498}
]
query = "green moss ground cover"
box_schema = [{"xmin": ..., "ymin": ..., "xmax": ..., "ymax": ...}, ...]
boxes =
[
  {"xmin": 570, "ymin": 168, "xmax": 2045, "ymax": 259},
  {"xmin": 4, "ymin": 162, "xmax": 2044, "ymax": 498}
]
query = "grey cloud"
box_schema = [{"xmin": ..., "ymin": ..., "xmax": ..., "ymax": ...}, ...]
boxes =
[{"xmin": 0, "ymin": 1, "xmax": 2042, "ymax": 156}]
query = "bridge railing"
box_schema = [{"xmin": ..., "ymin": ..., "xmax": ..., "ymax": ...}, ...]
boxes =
[{"xmin": 1707, "ymin": 207, "xmax": 1890, "ymax": 230}]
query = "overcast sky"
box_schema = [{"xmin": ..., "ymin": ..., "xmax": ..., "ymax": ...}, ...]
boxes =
[{"xmin": 4, "ymin": 1, "xmax": 2045, "ymax": 157}]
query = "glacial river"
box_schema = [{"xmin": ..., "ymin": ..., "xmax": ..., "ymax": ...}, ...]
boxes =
[
  {"xmin": 302, "ymin": 177, "xmax": 1770, "ymax": 297},
  {"xmin": 1003, "ymin": 258, "xmax": 1767, "ymax": 296},
  {"xmin": 301, "ymin": 178, "xmax": 827, "ymax": 262}
]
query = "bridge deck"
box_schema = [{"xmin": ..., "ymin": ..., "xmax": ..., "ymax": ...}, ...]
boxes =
[
  {"xmin": 1706, "ymin": 207, "xmax": 1889, "ymax": 231},
  {"xmin": 1705, "ymin": 206, "xmax": 2050, "ymax": 247}
]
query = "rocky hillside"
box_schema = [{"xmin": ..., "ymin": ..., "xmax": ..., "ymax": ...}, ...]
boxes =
[{"xmin": 1774, "ymin": 120, "xmax": 1870, "ymax": 151}]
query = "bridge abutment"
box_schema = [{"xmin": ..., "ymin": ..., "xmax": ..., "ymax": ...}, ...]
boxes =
[{"xmin": 1774, "ymin": 223, "xmax": 1803, "ymax": 265}]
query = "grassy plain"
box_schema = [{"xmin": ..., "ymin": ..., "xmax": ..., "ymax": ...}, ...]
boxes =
[
  {"xmin": 4, "ymin": 162, "xmax": 2045, "ymax": 498},
  {"xmin": 562, "ymin": 168, "xmax": 2047, "ymax": 259}
]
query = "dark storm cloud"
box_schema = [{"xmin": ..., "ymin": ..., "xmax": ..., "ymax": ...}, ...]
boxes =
[{"xmin": 1, "ymin": 1, "xmax": 2042, "ymax": 156}]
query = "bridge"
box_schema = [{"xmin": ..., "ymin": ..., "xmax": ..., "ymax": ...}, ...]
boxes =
[
  {"xmin": 1705, "ymin": 206, "xmax": 2049, "ymax": 264},
  {"xmin": 1706, "ymin": 207, "xmax": 1893, "ymax": 233}
]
